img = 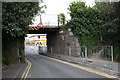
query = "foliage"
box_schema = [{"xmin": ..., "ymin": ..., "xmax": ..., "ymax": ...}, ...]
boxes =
[
  {"xmin": 17, "ymin": 39, "xmax": 23, "ymax": 62},
  {"xmin": 26, "ymin": 42, "xmax": 31, "ymax": 44},
  {"xmin": 2, "ymin": 2, "xmax": 45, "ymax": 37},
  {"xmin": 2, "ymin": 2, "xmax": 46, "ymax": 65},
  {"xmin": 67, "ymin": 2, "xmax": 102, "ymax": 46},
  {"xmin": 95, "ymin": 2, "xmax": 120, "ymax": 62},
  {"xmin": 67, "ymin": 1, "xmax": 120, "ymax": 62},
  {"xmin": 2, "ymin": 53, "xmax": 11, "ymax": 65},
  {"xmin": 95, "ymin": 2, "xmax": 120, "ymax": 44},
  {"xmin": 58, "ymin": 13, "xmax": 65, "ymax": 27}
]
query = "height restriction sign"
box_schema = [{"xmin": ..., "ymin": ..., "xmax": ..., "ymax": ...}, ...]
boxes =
[{"xmin": 37, "ymin": 23, "xmax": 44, "ymax": 28}]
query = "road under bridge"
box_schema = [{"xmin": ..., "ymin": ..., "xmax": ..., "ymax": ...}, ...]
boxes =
[{"xmin": 28, "ymin": 26, "xmax": 81, "ymax": 57}]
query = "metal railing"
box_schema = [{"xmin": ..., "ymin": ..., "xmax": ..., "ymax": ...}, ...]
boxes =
[
  {"xmin": 40, "ymin": 46, "xmax": 114, "ymax": 62},
  {"xmin": 80, "ymin": 46, "xmax": 114, "ymax": 62}
]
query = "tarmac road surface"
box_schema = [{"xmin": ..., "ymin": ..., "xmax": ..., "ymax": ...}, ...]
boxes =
[{"xmin": 25, "ymin": 46, "xmax": 115, "ymax": 79}]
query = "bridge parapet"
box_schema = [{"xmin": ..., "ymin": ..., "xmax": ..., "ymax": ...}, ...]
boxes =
[
  {"xmin": 28, "ymin": 26, "xmax": 59, "ymax": 34},
  {"xmin": 29, "ymin": 26, "xmax": 59, "ymax": 30}
]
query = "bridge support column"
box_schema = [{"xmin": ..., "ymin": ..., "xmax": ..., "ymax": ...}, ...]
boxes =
[
  {"xmin": 47, "ymin": 28, "xmax": 81, "ymax": 57},
  {"xmin": 3, "ymin": 37, "xmax": 19, "ymax": 64}
]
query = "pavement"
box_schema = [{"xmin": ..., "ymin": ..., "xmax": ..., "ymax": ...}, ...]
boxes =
[
  {"xmin": 29, "ymin": 45, "xmax": 120, "ymax": 78},
  {"xmin": 2, "ymin": 62, "xmax": 28, "ymax": 80},
  {"xmin": 42, "ymin": 53, "xmax": 119, "ymax": 78},
  {"xmin": 31, "ymin": 46, "xmax": 119, "ymax": 74},
  {"xmin": 1, "ymin": 46, "xmax": 119, "ymax": 79}
]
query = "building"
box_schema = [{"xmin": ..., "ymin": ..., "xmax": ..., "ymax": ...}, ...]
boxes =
[{"xmin": 26, "ymin": 34, "xmax": 47, "ymax": 47}]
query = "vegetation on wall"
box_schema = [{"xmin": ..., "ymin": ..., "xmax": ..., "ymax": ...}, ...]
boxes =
[
  {"xmin": 2, "ymin": 2, "xmax": 46, "ymax": 65},
  {"xmin": 2, "ymin": 2, "xmax": 46, "ymax": 37}
]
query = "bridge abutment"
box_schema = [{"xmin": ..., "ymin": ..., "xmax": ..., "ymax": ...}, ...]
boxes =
[
  {"xmin": 47, "ymin": 28, "xmax": 81, "ymax": 57},
  {"xmin": 28, "ymin": 26, "xmax": 81, "ymax": 57}
]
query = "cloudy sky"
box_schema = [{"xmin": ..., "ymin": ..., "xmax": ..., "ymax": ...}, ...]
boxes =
[
  {"xmin": 31, "ymin": 0, "xmax": 95, "ymax": 26},
  {"xmin": 27, "ymin": 0, "xmax": 95, "ymax": 38}
]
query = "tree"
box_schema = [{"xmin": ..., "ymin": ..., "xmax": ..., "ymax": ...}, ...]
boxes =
[
  {"xmin": 95, "ymin": 2, "xmax": 120, "ymax": 62},
  {"xmin": 67, "ymin": 2, "xmax": 102, "ymax": 46},
  {"xmin": 95, "ymin": 2, "xmax": 119, "ymax": 43},
  {"xmin": 2, "ymin": 2, "xmax": 46, "ymax": 65},
  {"xmin": 58, "ymin": 13, "xmax": 65, "ymax": 27},
  {"xmin": 2, "ymin": 2, "xmax": 46, "ymax": 38}
]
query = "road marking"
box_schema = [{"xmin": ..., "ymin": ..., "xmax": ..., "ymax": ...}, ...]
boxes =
[
  {"xmin": 29, "ymin": 46, "xmax": 118, "ymax": 79},
  {"xmin": 42, "ymin": 55, "xmax": 118, "ymax": 79},
  {"xmin": 24, "ymin": 59, "xmax": 32, "ymax": 79},
  {"xmin": 20, "ymin": 59, "xmax": 28, "ymax": 80},
  {"xmin": 20, "ymin": 58, "xmax": 32, "ymax": 80}
]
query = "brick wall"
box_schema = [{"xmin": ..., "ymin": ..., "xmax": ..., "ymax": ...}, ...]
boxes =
[{"xmin": 47, "ymin": 27, "xmax": 81, "ymax": 57}]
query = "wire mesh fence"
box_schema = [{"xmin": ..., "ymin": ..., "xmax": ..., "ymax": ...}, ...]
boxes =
[
  {"xmin": 40, "ymin": 46, "xmax": 114, "ymax": 62},
  {"xmin": 80, "ymin": 46, "xmax": 114, "ymax": 62}
]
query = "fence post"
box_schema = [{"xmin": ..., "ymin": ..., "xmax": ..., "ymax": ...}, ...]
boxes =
[
  {"xmin": 111, "ymin": 46, "xmax": 114, "ymax": 62},
  {"xmin": 69, "ymin": 47, "xmax": 71, "ymax": 57},
  {"xmin": 85, "ymin": 47, "xmax": 88, "ymax": 59}
]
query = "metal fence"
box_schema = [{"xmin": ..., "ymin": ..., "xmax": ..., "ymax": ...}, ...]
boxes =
[
  {"xmin": 80, "ymin": 46, "xmax": 114, "ymax": 62},
  {"xmin": 40, "ymin": 46, "xmax": 114, "ymax": 62}
]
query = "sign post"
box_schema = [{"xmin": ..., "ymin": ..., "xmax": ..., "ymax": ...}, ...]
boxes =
[{"xmin": 37, "ymin": 14, "xmax": 44, "ymax": 28}]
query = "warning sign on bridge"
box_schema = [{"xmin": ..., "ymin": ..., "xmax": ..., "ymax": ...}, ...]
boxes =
[{"xmin": 37, "ymin": 23, "xmax": 44, "ymax": 28}]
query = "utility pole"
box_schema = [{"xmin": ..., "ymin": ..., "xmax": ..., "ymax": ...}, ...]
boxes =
[
  {"xmin": 40, "ymin": 14, "xmax": 42, "ymax": 25},
  {"xmin": 37, "ymin": 14, "xmax": 43, "ymax": 28}
]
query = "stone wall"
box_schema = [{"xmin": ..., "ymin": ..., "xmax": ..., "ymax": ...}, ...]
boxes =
[
  {"xmin": 2, "ymin": 38, "xmax": 19, "ymax": 64},
  {"xmin": 2, "ymin": 37, "xmax": 25, "ymax": 65},
  {"xmin": 47, "ymin": 27, "xmax": 81, "ymax": 57}
]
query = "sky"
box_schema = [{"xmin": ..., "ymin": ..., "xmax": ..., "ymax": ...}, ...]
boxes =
[
  {"xmin": 27, "ymin": 0, "xmax": 95, "ymax": 38},
  {"xmin": 30, "ymin": 0, "xmax": 95, "ymax": 26}
]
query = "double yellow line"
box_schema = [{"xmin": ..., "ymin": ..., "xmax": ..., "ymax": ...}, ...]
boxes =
[
  {"xmin": 20, "ymin": 58, "xmax": 32, "ymax": 80},
  {"xmin": 23, "ymin": 47, "xmax": 118, "ymax": 79}
]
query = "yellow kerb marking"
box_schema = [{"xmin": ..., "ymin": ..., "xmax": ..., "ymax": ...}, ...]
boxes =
[
  {"xmin": 43, "ymin": 56, "xmax": 117, "ymax": 79},
  {"xmin": 20, "ymin": 58, "xmax": 32, "ymax": 80}
]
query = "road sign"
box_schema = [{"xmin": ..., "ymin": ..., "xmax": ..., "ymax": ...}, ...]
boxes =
[
  {"xmin": 39, "ymin": 40, "xmax": 47, "ymax": 41},
  {"xmin": 37, "ymin": 23, "xmax": 44, "ymax": 28}
]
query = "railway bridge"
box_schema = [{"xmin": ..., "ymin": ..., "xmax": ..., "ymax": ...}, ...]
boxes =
[{"xmin": 28, "ymin": 26, "xmax": 80, "ymax": 57}]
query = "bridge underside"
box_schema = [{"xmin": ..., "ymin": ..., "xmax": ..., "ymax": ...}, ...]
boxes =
[
  {"xmin": 28, "ymin": 27, "xmax": 80, "ymax": 57},
  {"xmin": 28, "ymin": 27, "xmax": 60, "ymax": 53}
]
